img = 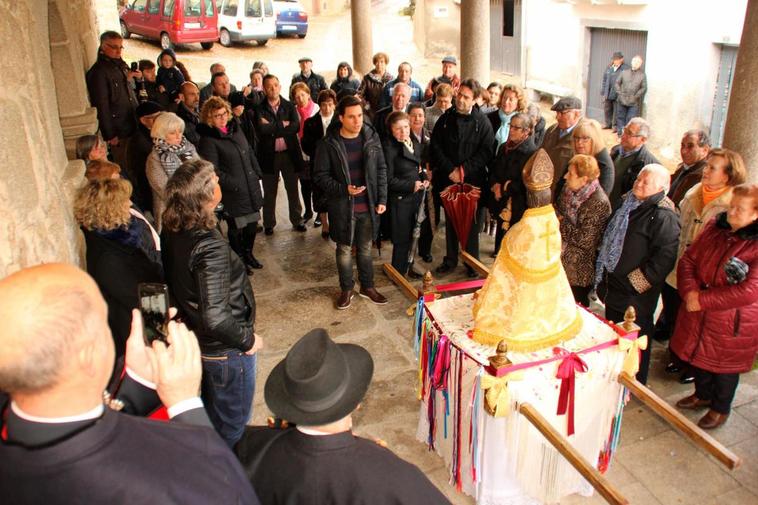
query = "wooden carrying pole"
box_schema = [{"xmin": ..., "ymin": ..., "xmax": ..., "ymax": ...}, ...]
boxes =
[
  {"xmin": 382, "ymin": 263, "xmax": 419, "ymax": 301},
  {"xmin": 461, "ymin": 251, "xmax": 489, "ymax": 277},
  {"xmin": 518, "ymin": 403, "xmax": 629, "ymax": 505},
  {"xmin": 618, "ymin": 372, "xmax": 741, "ymax": 470}
]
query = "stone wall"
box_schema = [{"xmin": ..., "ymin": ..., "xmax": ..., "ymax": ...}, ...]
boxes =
[{"xmin": 0, "ymin": 0, "xmax": 97, "ymax": 278}]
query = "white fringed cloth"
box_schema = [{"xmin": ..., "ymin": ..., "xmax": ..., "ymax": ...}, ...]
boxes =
[{"xmin": 415, "ymin": 294, "xmax": 627, "ymax": 505}]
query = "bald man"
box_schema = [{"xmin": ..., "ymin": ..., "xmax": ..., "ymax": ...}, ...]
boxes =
[
  {"xmin": 0, "ymin": 264, "xmax": 259, "ymax": 505},
  {"xmin": 177, "ymin": 81, "xmax": 201, "ymax": 145}
]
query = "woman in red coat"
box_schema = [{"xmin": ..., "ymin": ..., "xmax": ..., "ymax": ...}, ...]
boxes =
[{"xmin": 671, "ymin": 183, "xmax": 758, "ymax": 429}]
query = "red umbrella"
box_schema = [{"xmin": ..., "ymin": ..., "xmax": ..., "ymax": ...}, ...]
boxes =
[{"xmin": 440, "ymin": 165, "xmax": 481, "ymax": 251}]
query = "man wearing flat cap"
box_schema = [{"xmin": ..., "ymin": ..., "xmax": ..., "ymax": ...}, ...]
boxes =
[
  {"xmin": 291, "ymin": 56, "xmax": 327, "ymax": 102},
  {"xmin": 540, "ymin": 96, "xmax": 583, "ymax": 197},
  {"xmin": 236, "ymin": 328, "xmax": 451, "ymax": 504},
  {"xmin": 600, "ymin": 52, "xmax": 628, "ymax": 129},
  {"xmin": 424, "ymin": 55, "xmax": 461, "ymax": 101}
]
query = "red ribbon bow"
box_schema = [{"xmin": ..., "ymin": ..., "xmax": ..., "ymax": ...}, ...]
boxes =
[{"xmin": 554, "ymin": 349, "xmax": 588, "ymax": 437}]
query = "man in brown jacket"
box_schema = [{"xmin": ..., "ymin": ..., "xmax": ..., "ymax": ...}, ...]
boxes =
[
  {"xmin": 667, "ymin": 129, "xmax": 711, "ymax": 207},
  {"xmin": 540, "ymin": 96, "xmax": 583, "ymax": 198}
]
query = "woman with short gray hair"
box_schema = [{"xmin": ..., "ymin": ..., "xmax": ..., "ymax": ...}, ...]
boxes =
[{"xmin": 146, "ymin": 111, "xmax": 198, "ymax": 230}]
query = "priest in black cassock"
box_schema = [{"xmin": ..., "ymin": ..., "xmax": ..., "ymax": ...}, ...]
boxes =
[
  {"xmin": 236, "ymin": 328, "xmax": 451, "ymax": 504},
  {"xmin": 0, "ymin": 263, "xmax": 259, "ymax": 505}
]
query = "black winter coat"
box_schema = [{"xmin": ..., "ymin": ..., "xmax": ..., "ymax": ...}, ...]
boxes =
[
  {"xmin": 86, "ymin": 53, "xmax": 138, "ymax": 141},
  {"xmin": 429, "ymin": 107, "xmax": 495, "ymax": 190},
  {"xmin": 125, "ymin": 124, "xmax": 154, "ymax": 213},
  {"xmin": 313, "ymin": 125, "xmax": 388, "ymax": 245},
  {"xmin": 384, "ymin": 138, "xmax": 425, "ymax": 244},
  {"xmin": 488, "ymin": 136, "xmax": 538, "ymax": 224},
  {"xmin": 254, "ymin": 98, "xmax": 304, "ymax": 174},
  {"xmin": 197, "ymin": 120, "xmax": 263, "ymax": 217},
  {"xmin": 609, "ymin": 143, "xmax": 660, "ymax": 206},
  {"xmin": 176, "ymin": 103, "xmax": 200, "ymax": 146},
  {"xmin": 163, "ymin": 228, "xmax": 256, "ymax": 354}
]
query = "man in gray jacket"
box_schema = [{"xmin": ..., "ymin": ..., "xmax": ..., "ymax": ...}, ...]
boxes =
[{"xmin": 614, "ymin": 55, "xmax": 647, "ymax": 137}]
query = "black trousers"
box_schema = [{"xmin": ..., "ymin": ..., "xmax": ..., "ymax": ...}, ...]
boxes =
[
  {"xmin": 603, "ymin": 99, "xmax": 617, "ymax": 128},
  {"xmin": 300, "ymin": 179, "xmax": 313, "ymax": 216},
  {"xmin": 227, "ymin": 220, "xmax": 258, "ymax": 262},
  {"xmin": 443, "ymin": 208, "xmax": 480, "ymax": 267},
  {"xmin": 655, "ymin": 282, "xmax": 681, "ymax": 339},
  {"xmin": 571, "ymin": 285, "xmax": 592, "ymax": 307},
  {"xmin": 693, "ymin": 366, "xmax": 740, "ymax": 414}
]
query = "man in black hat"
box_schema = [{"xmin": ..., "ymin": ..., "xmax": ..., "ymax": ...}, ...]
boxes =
[
  {"xmin": 236, "ymin": 328, "xmax": 450, "ymax": 504},
  {"xmin": 540, "ymin": 95, "xmax": 583, "ymax": 197},
  {"xmin": 424, "ymin": 56, "xmax": 461, "ymax": 101},
  {"xmin": 290, "ymin": 56, "xmax": 327, "ymax": 102},
  {"xmin": 126, "ymin": 100, "xmax": 164, "ymax": 213},
  {"xmin": 600, "ymin": 52, "xmax": 629, "ymax": 130}
]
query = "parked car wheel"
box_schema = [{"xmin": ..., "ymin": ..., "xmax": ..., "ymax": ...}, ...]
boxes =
[
  {"xmin": 120, "ymin": 21, "xmax": 131, "ymax": 39},
  {"xmin": 257, "ymin": 39, "xmax": 268, "ymax": 46},
  {"xmin": 160, "ymin": 32, "xmax": 173, "ymax": 50},
  {"xmin": 219, "ymin": 29, "xmax": 232, "ymax": 47},
  {"xmin": 201, "ymin": 41, "xmax": 214, "ymax": 50},
  {"xmin": 297, "ymin": 33, "xmax": 306, "ymax": 38}
]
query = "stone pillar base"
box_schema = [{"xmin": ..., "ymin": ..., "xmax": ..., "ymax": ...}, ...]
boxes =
[{"xmin": 60, "ymin": 107, "xmax": 99, "ymax": 160}]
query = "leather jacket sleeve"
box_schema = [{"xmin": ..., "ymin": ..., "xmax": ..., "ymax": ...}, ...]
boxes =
[{"xmin": 191, "ymin": 238, "xmax": 254, "ymax": 352}]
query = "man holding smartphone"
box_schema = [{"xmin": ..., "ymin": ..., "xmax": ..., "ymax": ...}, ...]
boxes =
[{"xmin": 314, "ymin": 95, "xmax": 388, "ymax": 310}]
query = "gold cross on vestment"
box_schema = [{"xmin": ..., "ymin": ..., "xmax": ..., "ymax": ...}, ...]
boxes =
[{"xmin": 538, "ymin": 220, "xmax": 556, "ymax": 261}]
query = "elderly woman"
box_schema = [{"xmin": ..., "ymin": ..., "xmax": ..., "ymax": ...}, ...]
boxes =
[
  {"xmin": 663, "ymin": 148, "xmax": 747, "ymax": 381},
  {"xmin": 74, "ymin": 178, "xmax": 162, "ymax": 365},
  {"xmin": 161, "ymin": 159, "xmax": 262, "ymax": 447},
  {"xmin": 488, "ymin": 112, "xmax": 538, "ymax": 256},
  {"xmin": 556, "ymin": 154, "xmax": 612, "ymax": 306},
  {"xmin": 76, "ymin": 134, "xmax": 108, "ymax": 163},
  {"xmin": 527, "ymin": 103, "xmax": 546, "ymax": 147},
  {"xmin": 487, "ymin": 84, "xmax": 527, "ymax": 150},
  {"xmin": 670, "ymin": 183, "xmax": 758, "ymax": 429},
  {"xmin": 302, "ymin": 89, "xmax": 337, "ymax": 238},
  {"xmin": 197, "ymin": 96, "xmax": 264, "ymax": 273},
  {"xmin": 146, "ymin": 112, "xmax": 198, "ymax": 230},
  {"xmin": 595, "ymin": 164, "xmax": 680, "ymax": 385},
  {"xmin": 292, "ymin": 82, "xmax": 320, "ymax": 223},
  {"xmin": 357, "ymin": 52, "xmax": 393, "ymax": 119},
  {"xmin": 384, "ymin": 111, "xmax": 430, "ymax": 276},
  {"xmin": 570, "ymin": 119, "xmax": 614, "ymax": 195},
  {"xmin": 330, "ymin": 61, "xmax": 360, "ymax": 97}
]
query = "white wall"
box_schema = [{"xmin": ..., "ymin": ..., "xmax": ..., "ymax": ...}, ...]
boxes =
[{"xmin": 522, "ymin": 0, "xmax": 747, "ymax": 162}]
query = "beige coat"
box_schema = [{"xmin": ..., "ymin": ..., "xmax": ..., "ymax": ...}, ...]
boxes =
[{"xmin": 665, "ymin": 183, "xmax": 733, "ymax": 288}]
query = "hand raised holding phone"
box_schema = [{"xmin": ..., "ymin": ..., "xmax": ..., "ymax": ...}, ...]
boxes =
[{"xmin": 147, "ymin": 320, "xmax": 203, "ymax": 408}]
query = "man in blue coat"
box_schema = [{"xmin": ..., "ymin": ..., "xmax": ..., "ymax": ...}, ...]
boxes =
[{"xmin": 600, "ymin": 51, "xmax": 629, "ymax": 130}]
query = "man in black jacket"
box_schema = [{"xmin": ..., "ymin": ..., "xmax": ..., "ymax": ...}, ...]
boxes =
[
  {"xmin": 290, "ymin": 56, "xmax": 327, "ymax": 102},
  {"xmin": 430, "ymin": 78, "xmax": 495, "ymax": 276},
  {"xmin": 86, "ymin": 31, "xmax": 141, "ymax": 171},
  {"xmin": 126, "ymin": 101, "xmax": 164, "ymax": 213},
  {"xmin": 256, "ymin": 74, "xmax": 307, "ymax": 234},
  {"xmin": 176, "ymin": 81, "xmax": 201, "ymax": 145},
  {"xmin": 313, "ymin": 95, "xmax": 388, "ymax": 309},
  {"xmin": 236, "ymin": 328, "xmax": 450, "ymax": 505},
  {"xmin": 608, "ymin": 117, "xmax": 660, "ymax": 209},
  {"xmin": 0, "ymin": 264, "xmax": 260, "ymax": 505}
]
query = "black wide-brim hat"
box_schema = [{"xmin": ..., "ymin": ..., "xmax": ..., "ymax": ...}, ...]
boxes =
[{"xmin": 265, "ymin": 328, "xmax": 374, "ymax": 426}]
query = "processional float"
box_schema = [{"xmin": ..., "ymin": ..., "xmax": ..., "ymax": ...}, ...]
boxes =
[{"xmin": 382, "ymin": 150, "xmax": 739, "ymax": 505}]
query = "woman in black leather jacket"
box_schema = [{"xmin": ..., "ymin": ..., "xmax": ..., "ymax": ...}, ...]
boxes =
[{"xmin": 161, "ymin": 159, "xmax": 262, "ymax": 447}]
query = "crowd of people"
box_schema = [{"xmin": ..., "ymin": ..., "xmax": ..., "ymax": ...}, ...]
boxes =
[{"xmin": 1, "ymin": 28, "xmax": 757, "ymax": 503}]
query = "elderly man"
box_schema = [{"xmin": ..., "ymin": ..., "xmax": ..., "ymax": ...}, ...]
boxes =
[
  {"xmin": 373, "ymin": 82, "xmax": 411, "ymax": 142},
  {"xmin": 236, "ymin": 328, "xmax": 450, "ymax": 504},
  {"xmin": 200, "ymin": 62, "xmax": 237, "ymax": 105},
  {"xmin": 424, "ymin": 55, "xmax": 461, "ymax": 101},
  {"xmin": 290, "ymin": 56, "xmax": 328, "ymax": 102},
  {"xmin": 667, "ymin": 129, "xmax": 712, "ymax": 206},
  {"xmin": 176, "ymin": 81, "xmax": 201, "ymax": 145},
  {"xmin": 608, "ymin": 117, "xmax": 660, "ymax": 209},
  {"xmin": 380, "ymin": 62, "xmax": 424, "ymax": 107},
  {"xmin": 614, "ymin": 55, "xmax": 647, "ymax": 137},
  {"xmin": 540, "ymin": 96, "xmax": 583, "ymax": 196},
  {"xmin": 0, "ymin": 264, "xmax": 259, "ymax": 504},
  {"xmin": 595, "ymin": 165, "xmax": 680, "ymax": 384},
  {"xmin": 600, "ymin": 51, "xmax": 629, "ymax": 129}
]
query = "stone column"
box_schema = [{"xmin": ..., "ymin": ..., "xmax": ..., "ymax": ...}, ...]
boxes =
[
  {"xmin": 460, "ymin": 0, "xmax": 490, "ymax": 85},
  {"xmin": 723, "ymin": 0, "xmax": 758, "ymax": 182},
  {"xmin": 351, "ymin": 0, "xmax": 372, "ymax": 75}
]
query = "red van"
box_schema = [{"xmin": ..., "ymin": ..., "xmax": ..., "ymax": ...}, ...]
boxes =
[{"xmin": 120, "ymin": 0, "xmax": 218, "ymax": 50}]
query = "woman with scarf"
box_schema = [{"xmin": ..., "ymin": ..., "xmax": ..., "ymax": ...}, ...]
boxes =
[
  {"xmin": 330, "ymin": 61, "xmax": 360, "ymax": 98},
  {"xmin": 556, "ymin": 154, "xmax": 612, "ymax": 306},
  {"xmin": 302, "ymin": 89, "xmax": 337, "ymax": 238},
  {"xmin": 488, "ymin": 112, "xmax": 538, "ymax": 256},
  {"xmin": 487, "ymin": 84, "xmax": 527, "ymax": 149},
  {"xmin": 146, "ymin": 112, "xmax": 198, "ymax": 231},
  {"xmin": 595, "ymin": 164, "xmax": 680, "ymax": 385},
  {"xmin": 292, "ymin": 82, "xmax": 320, "ymax": 223},
  {"xmin": 74, "ymin": 177, "xmax": 163, "ymax": 370},
  {"xmin": 670, "ymin": 183, "xmax": 758, "ymax": 429},
  {"xmin": 357, "ymin": 52, "xmax": 393, "ymax": 120}
]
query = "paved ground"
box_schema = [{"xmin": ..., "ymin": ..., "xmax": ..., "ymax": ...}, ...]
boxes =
[{"xmin": 116, "ymin": 4, "xmax": 758, "ymax": 504}]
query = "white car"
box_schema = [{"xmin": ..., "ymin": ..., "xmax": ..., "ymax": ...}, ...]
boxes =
[{"xmin": 217, "ymin": 0, "xmax": 276, "ymax": 46}]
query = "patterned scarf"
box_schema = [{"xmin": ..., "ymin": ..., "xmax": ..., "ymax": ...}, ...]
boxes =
[
  {"xmin": 153, "ymin": 137, "xmax": 196, "ymax": 178},
  {"xmin": 594, "ymin": 193, "xmax": 643, "ymax": 287},
  {"xmin": 401, "ymin": 137, "xmax": 414, "ymax": 154},
  {"xmin": 495, "ymin": 110, "xmax": 517, "ymax": 146},
  {"xmin": 559, "ymin": 179, "xmax": 599, "ymax": 225}
]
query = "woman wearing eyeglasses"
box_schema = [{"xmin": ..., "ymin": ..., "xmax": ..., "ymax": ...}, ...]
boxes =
[
  {"xmin": 570, "ymin": 119, "xmax": 614, "ymax": 196},
  {"xmin": 197, "ymin": 96, "xmax": 264, "ymax": 275}
]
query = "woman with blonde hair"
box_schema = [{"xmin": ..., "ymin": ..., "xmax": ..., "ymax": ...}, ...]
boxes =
[
  {"xmin": 487, "ymin": 83, "xmax": 527, "ymax": 149},
  {"xmin": 571, "ymin": 119, "xmax": 614, "ymax": 195},
  {"xmin": 146, "ymin": 111, "xmax": 198, "ymax": 229},
  {"xmin": 74, "ymin": 178, "xmax": 163, "ymax": 365}
]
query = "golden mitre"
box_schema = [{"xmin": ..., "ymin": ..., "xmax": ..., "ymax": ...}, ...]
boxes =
[{"xmin": 472, "ymin": 149, "xmax": 582, "ymax": 351}]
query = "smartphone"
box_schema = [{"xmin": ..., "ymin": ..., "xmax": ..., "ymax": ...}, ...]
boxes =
[{"xmin": 137, "ymin": 283, "xmax": 170, "ymax": 346}]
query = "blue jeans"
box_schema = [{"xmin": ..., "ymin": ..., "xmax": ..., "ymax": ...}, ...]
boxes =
[
  {"xmin": 336, "ymin": 211, "xmax": 374, "ymax": 291},
  {"xmin": 201, "ymin": 350, "xmax": 256, "ymax": 447},
  {"xmin": 616, "ymin": 103, "xmax": 639, "ymax": 136}
]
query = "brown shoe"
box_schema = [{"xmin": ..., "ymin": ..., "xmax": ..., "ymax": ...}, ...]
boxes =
[
  {"xmin": 359, "ymin": 287, "xmax": 388, "ymax": 305},
  {"xmin": 697, "ymin": 409, "xmax": 729, "ymax": 430},
  {"xmin": 676, "ymin": 394, "xmax": 711, "ymax": 410},
  {"xmin": 336, "ymin": 290, "xmax": 354, "ymax": 310}
]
